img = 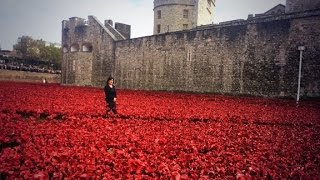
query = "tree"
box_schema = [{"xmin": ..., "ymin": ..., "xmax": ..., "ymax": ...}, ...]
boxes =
[
  {"xmin": 13, "ymin": 36, "xmax": 33, "ymax": 58},
  {"xmin": 27, "ymin": 46, "xmax": 41, "ymax": 59},
  {"xmin": 39, "ymin": 45, "xmax": 61, "ymax": 69},
  {"xmin": 13, "ymin": 36, "xmax": 61, "ymax": 69}
]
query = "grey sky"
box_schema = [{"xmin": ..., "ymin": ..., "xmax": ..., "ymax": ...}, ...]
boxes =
[{"xmin": 0, "ymin": 0, "xmax": 285, "ymax": 50}]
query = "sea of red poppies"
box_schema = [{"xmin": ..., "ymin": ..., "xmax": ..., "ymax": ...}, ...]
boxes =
[{"xmin": 1, "ymin": 81, "xmax": 319, "ymax": 179}]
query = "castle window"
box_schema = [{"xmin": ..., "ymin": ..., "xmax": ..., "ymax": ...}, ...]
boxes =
[
  {"xmin": 183, "ymin": 24, "xmax": 188, "ymax": 30},
  {"xmin": 158, "ymin": 10, "xmax": 161, "ymax": 19},
  {"xmin": 72, "ymin": 60, "xmax": 76, "ymax": 71},
  {"xmin": 82, "ymin": 44, "xmax": 93, "ymax": 52},
  {"xmin": 157, "ymin": 24, "xmax": 161, "ymax": 33},
  {"xmin": 187, "ymin": 48, "xmax": 192, "ymax": 62},
  {"xmin": 70, "ymin": 44, "xmax": 79, "ymax": 52},
  {"xmin": 183, "ymin": 9, "xmax": 189, "ymax": 18},
  {"xmin": 63, "ymin": 46, "xmax": 68, "ymax": 53}
]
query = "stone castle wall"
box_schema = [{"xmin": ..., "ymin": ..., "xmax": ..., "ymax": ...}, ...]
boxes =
[
  {"xmin": 62, "ymin": 16, "xmax": 128, "ymax": 87},
  {"xmin": 286, "ymin": 0, "xmax": 320, "ymax": 13},
  {"xmin": 114, "ymin": 10, "xmax": 320, "ymax": 97},
  {"xmin": 61, "ymin": 5, "xmax": 320, "ymax": 98}
]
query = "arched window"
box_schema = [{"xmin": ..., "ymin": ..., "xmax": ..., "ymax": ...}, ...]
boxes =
[
  {"xmin": 70, "ymin": 44, "xmax": 79, "ymax": 52},
  {"xmin": 62, "ymin": 45, "xmax": 68, "ymax": 53},
  {"xmin": 82, "ymin": 43, "xmax": 93, "ymax": 52}
]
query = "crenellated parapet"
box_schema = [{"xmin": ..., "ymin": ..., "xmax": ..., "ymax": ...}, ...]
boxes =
[
  {"xmin": 61, "ymin": 16, "xmax": 131, "ymax": 54},
  {"xmin": 61, "ymin": 17, "xmax": 90, "ymax": 53}
]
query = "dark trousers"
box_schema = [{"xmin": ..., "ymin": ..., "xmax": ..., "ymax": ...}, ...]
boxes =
[{"xmin": 106, "ymin": 99, "xmax": 117, "ymax": 114}]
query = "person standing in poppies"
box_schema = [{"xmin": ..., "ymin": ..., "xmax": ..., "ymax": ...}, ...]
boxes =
[{"xmin": 104, "ymin": 76, "xmax": 117, "ymax": 115}]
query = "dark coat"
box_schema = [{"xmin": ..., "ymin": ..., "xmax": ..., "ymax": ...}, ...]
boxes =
[{"xmin": 104, "ymin": 85, "xmax": 117, "ymax": 102}]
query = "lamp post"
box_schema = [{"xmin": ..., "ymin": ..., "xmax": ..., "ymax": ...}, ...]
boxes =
[{"xmin": 296, "ymin": 46, "xmax": 305, "ymax": 105}]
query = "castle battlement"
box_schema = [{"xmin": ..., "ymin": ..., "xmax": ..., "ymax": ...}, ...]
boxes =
[
  {"xmin": 61, "ymin": 15, "xmax": 131, "ymax": 65},
  {"xmin": 62, "ymin": 17, "xmax": 87, "ymax": 30}
]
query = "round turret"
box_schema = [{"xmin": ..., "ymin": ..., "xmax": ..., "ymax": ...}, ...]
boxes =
[
  {"xmin": 154, "ymin": 0, "xmax": 196, "ymax": 34},
  {"xmin": 153, "ymin": 0, "xmax": 215, "ymax": 34}
]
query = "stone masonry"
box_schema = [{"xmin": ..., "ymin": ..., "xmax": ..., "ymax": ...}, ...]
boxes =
[
  {"xmin": 62, "ymin": 16, "xmax": 127, "ymax": 86},
  {"xmin": 153, "ymin": 0, "xmax": 215, "ymax": 34},
  {"xmin": 62, "ymin": 0, "xmax": 320, "ymax": 98},
  {"xmin": 285, "ymin": 0, "xmax": 320, "ymax": 13}
]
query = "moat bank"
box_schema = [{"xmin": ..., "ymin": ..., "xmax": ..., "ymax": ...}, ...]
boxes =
[{"xmin": 0, "ymin": 70, "xmax": 61, "ymax": 84}]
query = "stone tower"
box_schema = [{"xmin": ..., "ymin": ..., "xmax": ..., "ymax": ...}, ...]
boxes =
[
  {"xmin": 153, "ymin": 0, "xmax": 216, "ymax": 34},
  {"xmin": 285, "ymin": 0, "xmax": 320, "ymax": 13},
  {"xmin": 61, "ymin": 16, "xmax": 130, "ymax": 86}
]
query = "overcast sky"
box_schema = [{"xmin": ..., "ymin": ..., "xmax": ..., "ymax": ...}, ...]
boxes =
[{"xmin": 0, "ymin": 0, "xmax": 285, "ymax": 50}]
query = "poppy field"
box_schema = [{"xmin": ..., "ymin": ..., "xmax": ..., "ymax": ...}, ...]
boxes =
[{"xmin": 1, "ymin": 82, "xmax": 320, "ymax": 179}]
